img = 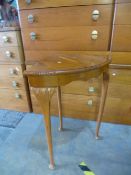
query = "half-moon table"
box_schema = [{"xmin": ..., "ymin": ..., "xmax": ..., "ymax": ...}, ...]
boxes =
[{"xmin": 25, "ymin": 55, "xmax": 110, "ymax": 169}]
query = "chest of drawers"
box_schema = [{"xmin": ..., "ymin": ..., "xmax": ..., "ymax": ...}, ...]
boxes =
[
  {"xmin": 0, "ymin": 29, "xmax": 31, "ymax": 112},
  {"xmin": 18, "ymin": 0, "xmax": 131, "ymax": 124}
]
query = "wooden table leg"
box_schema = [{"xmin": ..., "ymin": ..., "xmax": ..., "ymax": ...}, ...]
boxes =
[
  {"xmin": 57, "ymin": 86, "xmax": 63, "ymax": 131},
  {"xmin": 32, "ymin": 88, "xmax": 55, "ymax": 169},
  {"xmin": 96, "ymin": 71, "xmax": 109, "ymax": 139}
]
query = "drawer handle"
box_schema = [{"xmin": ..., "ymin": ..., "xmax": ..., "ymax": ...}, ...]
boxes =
[
  {"xmin": 112, "ymin": 73, "xmax": 117, "ymax": 76},
  {"xmin": 28, "ymin": 14, "xmax": 35, "ymax": 23},
  {"xmin": 88, "ymin": 87, "xmax": 95, "ymax": 93},
  {"xmin": 30, "ymin": 32, "xmax": 37, "ymax": 40},
  {"xmin": 87, "ymin": 99, "xmax": 93, "ymax": 106},
  {"xmin": 92, "ymin": 10, "xmax": 100, "ymax": 21},
  {"xmin": 2, "ymin": 36, "xmax": 9, "ymax": 43},
  {"xmin": 25, "ymin": 0, "xmax": 31, "ymax": 5},
  {"xmin": 5, "ymin": 51, "xmax": 12, "ymax": 58},
  {"xmin": 9, "ymin": 68, "xmax": 17, "ymax": 75},
  {"xmin": 12, "ymin": 81, "xmax": 19, "ymax": 88},
  {"xmin": 91, "ymin": 30, "xmax": 98, "ymax": 40},
  {"xmin": 15, "ymin": 93, "xmax": 21, "ymax": 99}
]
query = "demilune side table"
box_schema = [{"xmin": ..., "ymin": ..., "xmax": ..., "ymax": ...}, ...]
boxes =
[{"xmin": 25, "ymin": 54, "xmax": 110, "ymax": 169}]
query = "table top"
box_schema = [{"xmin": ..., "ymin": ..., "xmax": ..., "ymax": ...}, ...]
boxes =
[{"xmin": 25, "ymin": 55, "xmax": 110, "ymax": 76}]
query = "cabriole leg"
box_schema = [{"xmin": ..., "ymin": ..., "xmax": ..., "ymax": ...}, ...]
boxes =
[
  {"xmin": 33, "ymin": 88, "xmax": 55, "ymax": 169},
  {"xmin": 96, "ymin": 71, "xmax": 109, "ymax": 139}
]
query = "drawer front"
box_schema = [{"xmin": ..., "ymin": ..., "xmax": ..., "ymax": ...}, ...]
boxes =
[
  {"xmin": 115, "ymin": 3, "xmax": 131, "ymax": 25},
  {"xmin": 104, "ymin": 97, "xmax": 131, "ymax": 124},
  {"xmin": 112, "ymin": 25, "xmax": 131, "ymax": 51},
  {"xmin": 0, "ymin": 47, "xmax": 24, "ymax": 64},
  {"xmin": 111, "ymin": 52, "xmax": 131, "ymax": 65},
  {"xmin": 0, "ymin": 31, "xmax": 21, "ymax": 47},
  {"xmin": 31, "ymin": 91, "xmax": 131, "ymax": 124},
  {"xmin": 107, "ymin": 82, "xmax": 131, "ymax": 99},
  {"xmin": 18, "ymin": 0, "xmax": 114, "ymax": 10},
  {"xmin": 62, "ymin": 79, "xmax": 101, "ymax": 96},
  {"xmin": 116, "ymin": 0, "xmax": 131, "ymax": 3},
  {"xmin": 20, "ymin": 5, "xmax": 113, "ymax": 28},
  {"xmin": 31, "ymin": 92, "xmax": 99, "ymax": 120},
  {"xmin": 0, "ymin": 65, "xmax": 23, "ymax": 78},
  {"xmin": 0, "ymin": 77, "xmax": 26, "ymax": 90},
  {"xmin": 109, "ymin": 69, "xmax": 131, "ymax": 85},
  {"xmin": 25, "ymin": 51, "xmax": 109, "ymax": 62},
  {"xmin": 22, "ymin": 26, "xmax": 110, "ymax": 51},
  {"xmin": 0, "ymin": 89, "xmax": 30, "ymax": 112}
]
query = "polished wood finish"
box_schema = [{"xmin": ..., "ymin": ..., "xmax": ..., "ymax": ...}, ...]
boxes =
[
  {"xmin": 31, "ymin": 82, "xmax": 131, "ymax": 124},
  {"xmin": 31, "ymin": 92, "xmax": 99, "ymax": 117},
  {"xmin": 0, "ymin": 31, "xmax": 22, "ymax": 47},
  {"xmin": 20, "ymin": 5, "xmax": 113, "ymax": 28},
  {"xmin": 112, "ymin": 25, "xmax": 131, "ymax": 51},
  {"xmin": 0, "ymin": 65, "xmax": 23, "ymax": 78},
  {"xmin": 96, "ymin": 71, "xmax": 109, "ymax": 138},
  {"xmin": 25, "ymin": 51, "xmax": 109, "ymax": 63},
  {"xmin": 18, "ymin": 0, "xmax": 114, "ymax": 10},
  {"xmin": 22, "ymin": 26, "xmax": 110, "ymax": 51},
  {"xmin": 25, "ymin": 55, "xmax": 110, "ymax": 87},
  {"xmin": 115, "ymin": 3, "xmax": 131, "ymax": 25},
  {"xmin": 116, "ymin": 0, "xmax": 131, "ymax": 3},
  {"xmin": 0, "ymin": 89, "xmax": 30, "ymax": 112},
  {"xmin": 25, "ymin": 55, "xmax": 110, "ymax": 167},
  {"xmin": 108, "ymin": 82, "xmax": 131, "ymax": 98},
  {"xmin": 57, "ymin": 86, "xmax": 63, "ymax": 131},
  {"xmin": 0, "ymin": 47, "xmax": 24, "ymax": 64},
  {"xmin": 111, "ymin": 52, "xmax": 131, "ymax": 65},
  {"xmin": 110, "ymin": 68, "xmax": 131, "ymax": 84},
  {"xmin": 0, "ymin": 77, "xmax": 26, "ymax": 90},
  {"xmin": 32, "ymin": 87, "xmax": 55, "ymax": 169},
  {"xmin": 104, "ymin": 97, "xmax": 131, "ymax": 124},
  {"xmin": 0, "ymin": 29, "xmax": 31, "ymax": 112},
  {"xmin": 61, "ymin": 79, "xmax": 101, "ymax": 96}
]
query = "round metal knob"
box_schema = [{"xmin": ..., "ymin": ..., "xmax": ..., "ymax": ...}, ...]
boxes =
[
  {"xmin": 2, "ymin": 36, "xmax": 9, "ymax": 43},
  {"xmin": 87, "ymin": 99, "xmax": 93, "ymax": 106},
  {"xmin": 28, "ymin": 14, "xmax": 35, "ymax": 24},
  {"xmin": 5, "ymin": 51, "xmax": 12, "ymax": 58},
  {"xmin": 88, "ymin": 87, "xmax": 95, "ymax": 93},
  {"xmin": 15, "ymin": 93, "xmax": 21, "ymax": 99},
  {"xmin": 25, "ymin": 0, "xmax": 31, "ymax": 5},
  {"xmin": 112, "ymin": 73, "xmax": 116, "ymax": 76},
  {"xmin": 92, "ymin": 10, "xmax": 100, "ymax": 21},
  {"xmin": 12, "ymin": 81, "xmax": 19, "ymax": 88},
  {"xmin": 91, "ymin": 30, "xmax": 98, "ymax": 40},
  {"xmin": 30, "ymin": 32, "xmax": 37, "ymax": 40},
  {"xmin": 9, "ymin": 68, "xmax": 17, "ymax": 75}
]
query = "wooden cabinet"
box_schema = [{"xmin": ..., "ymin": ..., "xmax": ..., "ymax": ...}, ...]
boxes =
[
  {"xmin": 18, "ymin": 0, "xmax": 131, "ymax": 124},
  {"xmin": 0, "ymin": 30, "xmax": 31, "ymax": 112}
]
